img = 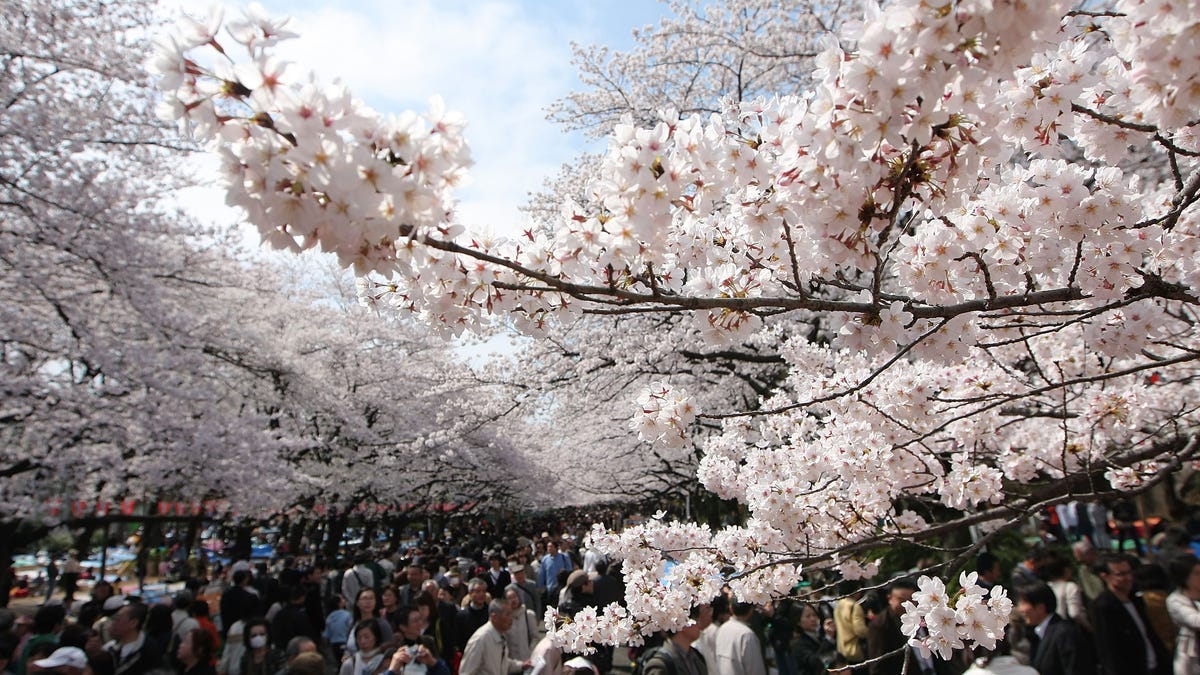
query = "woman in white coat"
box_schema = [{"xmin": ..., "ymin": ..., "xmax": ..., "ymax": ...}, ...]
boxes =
[
  {"xmin": 1167, "ymin": 554, "xmax": 1200, "ymax": 675},
  {"xmin": 502, "ymin": 585, "xmax": 539, "ymax": 662}
]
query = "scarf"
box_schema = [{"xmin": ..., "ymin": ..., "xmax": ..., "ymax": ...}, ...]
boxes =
[{"xmin": 354, "ymin": 649, "xmax": 384, "ymax": 675}]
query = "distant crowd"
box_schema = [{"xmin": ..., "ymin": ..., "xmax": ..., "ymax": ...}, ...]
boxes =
[{"xmin": 1, "ymin": 500, "xmax": 1199, "ymax": 675}]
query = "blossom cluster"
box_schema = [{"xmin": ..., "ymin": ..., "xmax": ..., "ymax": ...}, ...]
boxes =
[
  {"xmin": 900, "ymin": 574, "xmax": 1012, "ymax": 661},
  {"xmin": 630, "ymin": 381, "xmax": 699, "ymax": 448}
]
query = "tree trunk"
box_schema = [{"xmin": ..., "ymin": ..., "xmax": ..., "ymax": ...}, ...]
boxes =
[
  {"xmin": 323, "ymin": 514, "xmax": 348, "ymax": 561},
  {"xmin": 287, "ymin": 518, "xmax": 305, "ymax": 556},
  {"xmin": 231, "ymin": 524, "xmax": 253, "ymax": 562},
  {"xmin": 306, "ymin": 519, "xmax": 324, "ymax": 559},
  {"xmin": 183, "ymin": 518, "xmax": 200, "ymax": 558},
  {"xmin": 361, "ymin": 519, "xmax": 377, "ymax": 550},
  {"xmin": 73, "ymin": 522, "xmax": 96, "ymax": 561},
  {"xmin": 0, "ymin": 522, "xmax": 16, "ymax": 609}
]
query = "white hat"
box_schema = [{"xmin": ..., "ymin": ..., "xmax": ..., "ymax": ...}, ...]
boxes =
[
  {"xmin": 34, "ymin": 647, "xmax": 87, "ymax": 671},
  {"xmin": 103, "ymin": 596, "xmax": 125, "ymax": 611},
  {"xmin": 231, "ymin": 560, "xmax": 252, "ymax": 574},
  {"xmin": 563, "ymin": 657, "xmax": 599, "ymax": 675}
]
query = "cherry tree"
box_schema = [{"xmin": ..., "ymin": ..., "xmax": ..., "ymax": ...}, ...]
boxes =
[
  {"xmin": 483, "ymin": 311, "xmax": 783, "ymax": 512},
  {"xmin": 0, "ymin": 0, "xmax": 302, "ymax": 573},
  {"xmin": 547, "ymin": 0, "xmax": 848, "ymax": 138},
  {"xmin": 155, "ymin": 0, "xmax": 1200, "ymax": 658},
  {"xmin": 1, "ymin": 4, "xmax": 558, "ymax": 609}
]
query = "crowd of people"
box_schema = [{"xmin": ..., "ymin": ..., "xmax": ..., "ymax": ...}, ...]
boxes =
[{"xmin": 1, "ymin": 505, "xmax": 1199, "ymax": 675}]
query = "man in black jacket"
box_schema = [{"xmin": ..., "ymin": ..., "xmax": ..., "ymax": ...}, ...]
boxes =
[
  {"xmin": 220, "ymin": 570, "xmax": 263, "ymax": 639},
  {"xmin": 1090, "ymin": 553, "xmax": 1170, "ymax": 675},
  {"xmin": 1016, "ymin": 582, "xmax": 1094, "ymax": 675},
  {"xmin": 270, "ymin": 585, "xmax": 318, "ymax": 650},
  {"xmin": 104, "ymin": 603, "xmax": 162, "ymax": 675}
]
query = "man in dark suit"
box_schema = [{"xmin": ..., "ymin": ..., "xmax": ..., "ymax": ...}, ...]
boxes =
[
  {"xmin": 1090, "ymin": 553, "xmax": 1170, "ymax": 675},
  {"xmin": 1016, "ymin": 582, "xmax": 1094, "ymax": 675}
]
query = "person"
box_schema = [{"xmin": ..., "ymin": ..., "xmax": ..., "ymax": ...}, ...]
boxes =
[
  {"xmin": 277, "ymin": 637, "xmax": 318, "ymax": 675},
  {"xmin": 1070, "ymin": 541, "xmax": 1104, "ymax": 603},
  {"xmin": 31, "ymin": 647, "xmax": 87, "ymax": 675},
  {"xmin": 1112, "ymin": 498, "xmax": 1145, "ymax": 556},
  {"xmin": 1014, "ymin": 582, "xmax": 1094, "ymax": 675},
  {"xmin": 188, "ymin": 601, "xmax": 220, "ymax": 660},
  {"xmin": 1011, "ymin": 548, "xmax": 1048, "ymax": 589},
  {"xmin": 415, "ymin": 588, "xmax": 458, "ymax": 660},
  {"xmin": 397, "ymin": 567, "xmax": 425, "ymax": 609},
  {"xmin": 714, "ymin": 602, "xmax": 766, "ymax": 675},
  {"xmin": 338, "ymin": 621, "xmax": 389, "ymax": 675},
  {"xmin": 19, "ymin": 604, "xmax": 66, "ymax": 675},
  {"xmin": 61, "ymin": 552, "xmax": 82, "ymax": 606},
  {"xmin": 482, "ymin": 555, "xmax": 510, "ymax": 602},
  {"xmin": 976, "ymin": 553, "xmax": 1003, "ymax": 592},
  {"xmin": 509, "ymin": 565, "xmax": 540, "ymax": 619},
  {"xmin": 1166, "ymin": 554, "xmax": 1200, "ymax": 675},
  {"xmin": 239, "ymin": 618, "xmax": 286, "ymax": 675},
  {"xmin": 557, "ymin": 572, "xmax": 592, "ymax": 619},
  {"xmin": 501, "ymin": 586, "xmax": 538, "ymax": 663},
  {"xmin": 324, "ymin": 597, "xmax": 353, "ymax": 663},
  {"xmin": 177, "ymin": 628, "xmax": 218, "ymax": 675},
  {"xmin": 1137, "ymin": 563, "xmax": 1179, "ymax": 653},
  {"xmin": 833, "ymin": 581, "xmax": 869, "ymax": 667},
  {"xmin": 143, "ymin": 604, "xmax": 173, "ymax": 665},
  {"xmin": 79, "ymin": 582, "xmax": 115, "ymax": 630},
  {"xmin": 455, "ymin": 580, "xmax": 490, "ymax": 654},
  {"xmin": 381, "ymin": 637, "xmax": 449, "ymax": 675},
  {"xmin": 458, "ymin": 600, "xmax": 527, "ymax": 675},
  {"xmin": 380, "ymin": 587, "xmax": 403, "ymax": 632},
  {"xmin": 642, "ymin": 605, "xmax": 710, "ymax": 675},
  {"xmin": 342, "ymin": 556, "xmax": 377, "ymax": 607},
  {"xmin": 103, "ymin": 603, "xmax": 162, "ymax": 675},
  {"xmin": 270, "ymin": 585, "xmax": 319, "ymax": 651},
  {"xmin": 222, "ymin": 572, "xmax": 264, "ymax": 640},
  {"xmin": 790, "ymin": 604, "xmax": 836, "ymax": 675},
  {"xmin": 766, "ymin": 599, "xmax": 797, "ymax": 675},
  {"xmin": 537, "ymin": 543, "xmax": 572, "ymax": 609},
  {"xmin": 43, "ymin": 558, "xmax": 60, "ymax": 605},
  {"xmin": 217, "ymin": 621, "xmax": 246, "ymax": 675},
  {"xmin": 1037, "ymin": 552, "xmax": 1091, "ymax": 632},
  {"xmin": 347, "ymin": 589, "xmax": 394, "ymax": 656},
  {"xmin": 1090, "ymin": 553, "xmax": 1170, "ymax": 675},
  {"xmin": 284, "ymin": 653, "xmax": 325, "ymax": 675}
]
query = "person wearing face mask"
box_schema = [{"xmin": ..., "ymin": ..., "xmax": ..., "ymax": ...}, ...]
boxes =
[
  {"xmin": 339, "ymin": 622, "xmax": 390, "ymax": 675},
  {"xmin": 239, "ymin": 619, "xmax": 285, "ymax": 675}
]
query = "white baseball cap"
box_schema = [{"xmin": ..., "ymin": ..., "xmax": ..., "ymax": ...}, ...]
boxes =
[{"xmin": 34, "ymin": 647, "xmax": 88, "ymax": 671}]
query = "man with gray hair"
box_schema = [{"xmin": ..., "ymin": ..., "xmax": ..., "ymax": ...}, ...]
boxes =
[
  {"xmin": 458, "ymin": 600, "xmax": 528, "ymax": 675},
  {"xmin": 456, "ymin": 579, "xmax": 491, "ymax": 653},
  {"xmin": 273, "ymin": 637, "xmax": 318, "ymax": 675}
]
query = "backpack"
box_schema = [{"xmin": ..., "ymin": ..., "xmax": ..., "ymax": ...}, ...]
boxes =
[{"xmin": 631, "ymin": 646, "xmax": 672, "ymax": 675}]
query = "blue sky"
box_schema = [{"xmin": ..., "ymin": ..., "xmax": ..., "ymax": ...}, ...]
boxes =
[{"xmin": 241, "ymin": 0, "xmax": 674, "ymax": 235}]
